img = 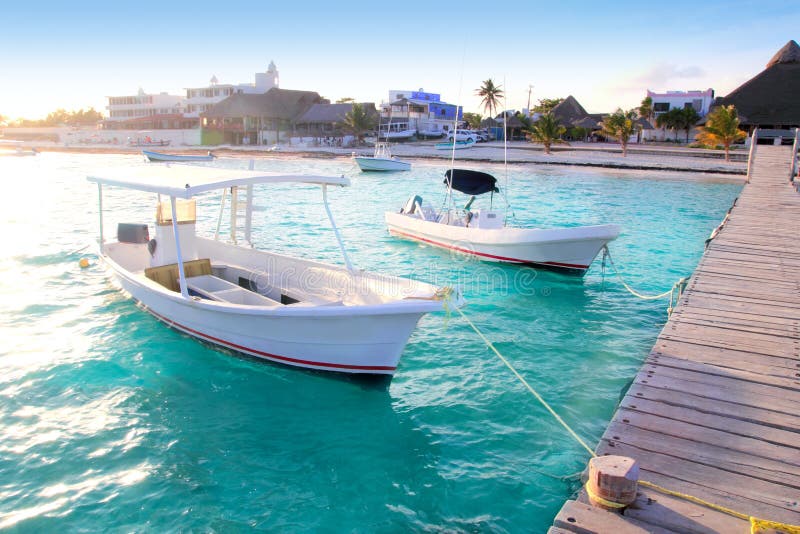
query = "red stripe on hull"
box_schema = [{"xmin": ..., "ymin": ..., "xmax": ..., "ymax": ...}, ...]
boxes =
[
  {"xmin": 142, "ymin": 306, "xmax": 396, "ymax": 373},
  {"xmin": 388, "ymin": 228, "xmax": 590, "ymax": 270}
]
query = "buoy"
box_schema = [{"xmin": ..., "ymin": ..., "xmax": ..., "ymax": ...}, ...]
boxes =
[{"xmin": 79, "ymin": 258, "xmax": 90, "ymax": 268}]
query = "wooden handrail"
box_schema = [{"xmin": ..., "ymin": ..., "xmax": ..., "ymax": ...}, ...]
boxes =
[
  {"xmin": 790, "ymin": 127, "xmax": 799, "ymax": 182},
  {"xmin": 746, "ymin": 128, "xmax": 758, "ymax": 183}
]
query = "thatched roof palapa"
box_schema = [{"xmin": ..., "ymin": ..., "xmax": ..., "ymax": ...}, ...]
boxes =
[
  {"xmin": 714, "ymin": 40, "xmax": 800, "ymax": 127},
  {"xmin": 203, "ymin": 88, "xmax": 325, "ymax": 120},
  {"xmin": 295, "ymin": 102, "xmax": 377, "ymax": 124}
]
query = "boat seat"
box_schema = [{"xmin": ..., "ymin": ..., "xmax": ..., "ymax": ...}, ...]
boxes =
[
  {"xmin": 144, "ymin": 258, "xmax": 212, "ymax": 292},
  {"xmin": 185, "ymin": 275, "xmax": 281, "ymax": 306}
]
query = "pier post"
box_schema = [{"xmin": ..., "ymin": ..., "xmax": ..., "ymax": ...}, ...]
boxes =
[{"xmin": 586, "ymin": 455, "xmax": 639, "ymax": 512}]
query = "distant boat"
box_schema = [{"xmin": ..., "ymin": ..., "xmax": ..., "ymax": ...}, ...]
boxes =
[
  {"xmin": 379, "ymin": 128, "xmax": 416, "ymax": 141},
  {"xmin": 143, "ymin": 150, "xmax": 215, "ymax": 162},
  {"xmin": 354, "ymin": 142, "xmax": 410, "ymax": 172},
  {"xmin": 417, "ymin": 128, "xmax": 444, "ymax": 139},
  {"xmin": 435, "ymin": 139, "xmax": 475, "ymax": 150},
  {"xmin": 0, "ymin": 141, "xmax": 37, "ymax": 157}
]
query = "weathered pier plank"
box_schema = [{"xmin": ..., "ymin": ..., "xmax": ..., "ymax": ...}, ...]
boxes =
[{"xmin": 551, "ymin": 144, "xmax": 800, "ymax": 533}]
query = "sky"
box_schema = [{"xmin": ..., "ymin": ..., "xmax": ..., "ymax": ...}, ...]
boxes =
[{"xmin": 1, "ymin": 0, "xmax": 798, "ymax": 120}]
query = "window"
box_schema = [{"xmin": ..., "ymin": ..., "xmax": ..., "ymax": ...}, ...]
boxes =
[{"xmin": 653, "ymin": 102, "xmax": 669, "ymax": 112}]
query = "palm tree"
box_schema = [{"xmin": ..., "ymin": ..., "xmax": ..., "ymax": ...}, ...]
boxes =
[
  {"xmin": 463, "ymin": 112, "xmax": 483, "ymax": 130},
  {"xmin": 476, "ymin": 79, "xmax": 504, "ymax": 121},
  {"xmin": 677, "ymin": 107, "xmax": 700, "ymax": 143},
  {"xmin": 342, "ymin": 103, "xmax": 377, "ymax": 145},
  {"xmin": 656, "ymin": 108, "xmax": 681, "ymax": 142},
  {"xmin": 695, "ymin": 105, "xmax": 747, "ymax": 162},
  {"xmin": 524, "ymin": 113, "xmax": 566, "ymax": 155},
  {"xmin": 638, "ymin": 96, "xmax": 653, "ymax": 122},
  {"xmin": 599, "ymin": 108, "xmax": 639, "ymax": 157}
]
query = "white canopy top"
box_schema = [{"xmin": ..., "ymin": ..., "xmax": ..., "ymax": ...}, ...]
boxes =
[{"xmin": 87, "ymin": 165, "xmax": 350, "ymax": 198}]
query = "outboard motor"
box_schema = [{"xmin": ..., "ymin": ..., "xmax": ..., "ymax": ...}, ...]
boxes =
[{"xmin": 401, "ymin": 195, "xmax": 423, "ymax": 215}]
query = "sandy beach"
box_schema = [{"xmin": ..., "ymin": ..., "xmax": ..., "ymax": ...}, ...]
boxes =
[{"xmin": 16, "ymin": 139, "xmax": 748, "ymax": 181}]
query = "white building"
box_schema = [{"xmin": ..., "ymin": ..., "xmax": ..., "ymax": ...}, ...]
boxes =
[
  {"xmin": 381, "ymin": 89, "xmax": 462, "ymax": 138},
  {"xmin": 104, "ymin": 88, "xmax": 186, "ymax": 129},
  {"xmin": 642, "ymin": 88, "xmax": 716, "ymax": 142},
  {"xmin": 184, "ymin": 61, "xmax": 279, "ymax": 118},
  {"xmin": 647, "ymin": 88, "xmax": 715, "ymax": 117},
  {"xmin": 104, "ymin": 61, "xmax": 280, "ymax": 129}
]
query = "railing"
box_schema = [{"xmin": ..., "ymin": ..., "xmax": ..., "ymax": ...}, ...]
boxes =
[
  {"xmin": 746, "ymin": 128, "xmax": 758, "ymax": 183},
  {"xmin": 790, "ymin": 127, "xmax": 799, "ymax": 183}
]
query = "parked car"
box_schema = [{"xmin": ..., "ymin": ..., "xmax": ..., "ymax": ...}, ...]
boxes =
[
  {"xmin": 474, "ymin": 130, "xmax": 490, "ymax": 142},
  {"xmin": 447, "ymin": 130, "xmax": 477, "ymax": 142}
]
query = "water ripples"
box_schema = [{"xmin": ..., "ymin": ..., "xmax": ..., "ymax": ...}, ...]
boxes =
[{"xmin": 0, "ymin": 152, "xmax": 741, "ymax": 530}]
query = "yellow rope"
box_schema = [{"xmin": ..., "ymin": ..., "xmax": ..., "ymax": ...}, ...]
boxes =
[
  {"xmin": 452, "ymin": 305, "xmax": 596, "ymax": 457},
  {"xmin": 583, "ymin": 482, "xmax": 627, "ymax": 509},
  {"xmin": 452, "ymin": 304, "xmax": 800, "ymax": 534}
]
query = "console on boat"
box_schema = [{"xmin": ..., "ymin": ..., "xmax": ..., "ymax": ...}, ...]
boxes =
[
  {"xmin": 89, "ymin": 165, "xmax": 460, "ymax": 375},
  {"xmin": 386, "ymin": 168, "xmax": 621, "ymax": 274}
]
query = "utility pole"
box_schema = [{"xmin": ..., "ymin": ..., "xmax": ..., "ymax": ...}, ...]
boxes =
[{"xmin": 527, "ymin": 84, "xmax": 533, "ymax": 113}]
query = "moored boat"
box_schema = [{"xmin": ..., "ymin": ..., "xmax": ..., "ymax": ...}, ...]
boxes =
[
  {"xmin": 435, "ymin": 139, "xmax": 475, "ymax": 150},
  {"xmin": 354, "ymin": 142, "xmax": 410, "ymax": 172},
  {"xmin": 87, "ymin": 166, "xmax": 461, "ymax": 376},
  {"xmin": 143, "ymin": 150, "xmax": 215, "ymax": 162},
  {"xmin": 385, "ymin": 169, "xmax": 620, "ymax": 274}
]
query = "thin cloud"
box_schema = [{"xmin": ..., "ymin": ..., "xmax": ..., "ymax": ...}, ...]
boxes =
[{"xmin": 615, "ymin": 63, "xmax": 707, "ymax": 92}]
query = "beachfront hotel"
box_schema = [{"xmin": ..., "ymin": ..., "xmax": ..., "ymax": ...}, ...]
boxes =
[{"xmin": 103, "ymin": 61, "xmax": 280, "ymax": 130}]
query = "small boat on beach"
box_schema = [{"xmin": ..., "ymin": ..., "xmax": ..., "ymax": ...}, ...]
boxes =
[
  {"xmin": 435, "ymin": 139, "xmax": 475, "ymax": 150},
  {"xmin": 354, "ymin": 142, "xmax": 410, "ymax": 172},
  {"xmin": 87, "ymin": 165, "xmax": 461, "ymax": 375},
  {"xmin": 0, "ymin": 140, "xmax": 38, "ymax": 156},
  {"xmin": 385, "ymin": 169, "xmax": 620, "ymax": 274},
  {"xmin": 143, "ymin": 150, "xmax": 215, "ymax": 162}
]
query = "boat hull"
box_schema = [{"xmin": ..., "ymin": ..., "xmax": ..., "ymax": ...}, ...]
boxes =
[
  {"xmin": 143, "ymin": 150, "xmax": 214, "ymax": 162},
  {"xmin": 102, "ymin": 251, "xmax": 445, "ymax": 375},
  {"xmin": 354, "ymin": 156, "xmax": 411, "ymax": 172},
  {"xmin": 435, "ymin": 140, "xmax": 475, "ymax": 150},
  {"xmin": 385, "ymin": 212, "xmax": 620, "ymax": 273}
]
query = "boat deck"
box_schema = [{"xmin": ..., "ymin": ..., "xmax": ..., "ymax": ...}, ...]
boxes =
[{"xmin": 550, "ymin": 145, "xmax": 800, "ymax": 533}]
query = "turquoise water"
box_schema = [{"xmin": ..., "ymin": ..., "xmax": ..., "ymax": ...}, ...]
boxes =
[{"xmin": 0, "ymin": 153, "xmax": 740, "ymax": 531}]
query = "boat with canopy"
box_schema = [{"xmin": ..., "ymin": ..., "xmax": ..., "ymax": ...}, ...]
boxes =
[
  {"xmin": 385, "ymin": 168, "xmax": 620, "ymax": 274},
  {"xmin": 88, "ymin": 165, "xmax": 460, "ymax": 375}
]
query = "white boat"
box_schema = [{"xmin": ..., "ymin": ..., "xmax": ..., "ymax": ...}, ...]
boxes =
[
  {"xmin": 354, "ymin": 142, "xmax": 411, "ymax": 172},
  {"xmin": 417, "ymin": 128, "xmax": 444, "ymax": 139},
  {"xmin": 379, "ymin": 128, "xmax": 417, "ymax": 141},
  {"xmin": 87, "ymin": 166, "xmax": 461, "ymax": 375},
  {"xmin": 143, "ymin": 150, "xmax": 215, "ymax": 162},
  {"xmin": 0, "ymin": 140, "xmax": 38, "ymax": 156},
  {"xmin": 435, "ymin": 139, "xmax": 475, "ymax": 150},
  {"xmin": 385, "ymin": 169, "xmax": 620, "ymax": 274}
]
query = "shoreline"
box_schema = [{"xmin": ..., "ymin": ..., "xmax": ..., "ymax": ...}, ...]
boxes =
[{"xmin": 19, "ymin": 140, "xmax": 747, "ymax": 181}]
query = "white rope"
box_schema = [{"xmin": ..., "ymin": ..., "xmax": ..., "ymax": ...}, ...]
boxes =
[{"xmin": 602, "ymin": 246, "xmax": 687, "ymax": 314}]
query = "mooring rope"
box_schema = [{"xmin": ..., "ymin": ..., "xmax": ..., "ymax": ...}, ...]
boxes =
[
  {"xmin": 601, "ymin": 245, "xmax": 688, "ymax": 315},
  {"xmin": 445, "ymin": 299, "xmax": 800, "ymax": 534}
]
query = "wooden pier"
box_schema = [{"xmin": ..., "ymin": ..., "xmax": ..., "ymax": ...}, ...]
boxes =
[{"xmin": 550, "ymin": 144, "xmax": 800, "ymax": 533}]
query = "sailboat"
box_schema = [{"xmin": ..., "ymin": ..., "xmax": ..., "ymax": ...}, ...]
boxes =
[{"xmin": 385, "ymin": 169, "xmax": 619, "ymax": 274}]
